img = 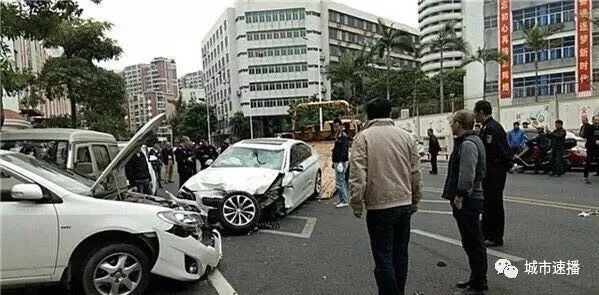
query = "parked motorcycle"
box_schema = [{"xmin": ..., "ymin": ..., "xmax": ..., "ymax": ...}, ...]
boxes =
[{"xmin": 514, "ymin": 138, "xmax": 577, "ymax": 173}]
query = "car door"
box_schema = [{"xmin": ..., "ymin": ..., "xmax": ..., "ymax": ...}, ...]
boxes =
[
  {"xmin": 286, "ymin": 144, "xmax": 305, "ymax": 207},
  {"xmin": 296, "ymin": 143, "xmax": 319, "ymax": 201},
  {"xmin": 0, "ymin": 168, "xmax": 59, "ymax": 280}
]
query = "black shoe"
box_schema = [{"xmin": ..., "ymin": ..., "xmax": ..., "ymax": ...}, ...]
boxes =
[
  {"xmin": 453, "ymin": 286, "xmax": 486, "ymax": 295},
  {"xmin": 429, "ymin": 171, "xmax": 438, "ymax": 175},
  {"xmin": 456, "ymin": 280, "xmax": 488, "ymax": 290},
  {"xmin": 484, "ymin": 240, "xmax": 503, "ymax": 247}
]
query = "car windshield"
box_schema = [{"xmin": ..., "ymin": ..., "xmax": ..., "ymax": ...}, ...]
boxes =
[
  {"xmin": 211, "ymin": 146, "xmax": 284, "ymax": 170},
  {"xmin": 0, "ymin": 152, "xmax": 96, "ymax": 196},
  {"xmin": 1, "ymin": 140, "xmax": 69, "ymax": 169}
]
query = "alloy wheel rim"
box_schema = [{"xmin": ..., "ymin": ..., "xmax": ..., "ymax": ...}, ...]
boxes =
[
  {"xmin": 315, "ymin": 172, "xmax": 322, "ymax": 193},
  {"xmin": 93, "ymin": 252, "xmax": 142, "ymax": 295},
  {"xmin": 223, "ymin": 195, "xmax": 256, "ymax": 226}
]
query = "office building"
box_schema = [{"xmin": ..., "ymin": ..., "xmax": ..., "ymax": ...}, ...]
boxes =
[
  {"xmin": 179, "ymin": 70, "xmax": 206, "ymax": 89},
  {"xmin": 201, "ymin": 0, "xmax": 418, "ymax": 138},
  {"xmin": 464, "ymin": 0, "xmax": 598, "ymax": 107}
]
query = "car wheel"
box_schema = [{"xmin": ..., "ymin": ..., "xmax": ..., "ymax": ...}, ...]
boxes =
[
  {"xmin": 80, "ymin": 243, "xmax": 151, "ymax": 295},
  {"xmin": 312, "ymin": 170, "xmax": 322, "ymax": 199},
  {"xmin": 218, "ymin": 191, "xmax": 261, "ymax": 234}
]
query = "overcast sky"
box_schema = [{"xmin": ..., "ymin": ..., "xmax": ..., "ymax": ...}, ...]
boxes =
[{"xmin": 81, "ymin": 0, "xmax": 419, "ymax": 76}]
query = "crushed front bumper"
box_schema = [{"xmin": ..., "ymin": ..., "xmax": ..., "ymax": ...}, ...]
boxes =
[{"xmin": 151, "ymin": 227, "xmax": 222, "ymax": 281}]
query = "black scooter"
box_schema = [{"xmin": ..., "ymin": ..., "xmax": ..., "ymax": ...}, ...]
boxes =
[{"xmin": 514, "ymin": 138, "xmax": 576, "ymax": 173}]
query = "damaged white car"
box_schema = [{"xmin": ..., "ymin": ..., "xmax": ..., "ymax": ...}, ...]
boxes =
[
  {"xmin": 0, "ymin": 114, "xmax": 222, "ymax": 294},
  {"xmin": 177, "ymin": 138, "xmax": 322, "ymax": 234}
]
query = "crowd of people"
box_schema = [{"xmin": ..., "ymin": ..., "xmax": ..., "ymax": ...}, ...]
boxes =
[
  {"xmin": 338, "ymin": 99, "xmax": 599, "ymax": 295},
  {"xmin": 124, "ymin": 136, "xmax": 231, "ymax": 192}
]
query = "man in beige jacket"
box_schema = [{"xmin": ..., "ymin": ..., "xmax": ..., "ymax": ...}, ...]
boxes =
[{"xmin": 349, "ymin": 98, "xmax": 422, "ymax": 295}]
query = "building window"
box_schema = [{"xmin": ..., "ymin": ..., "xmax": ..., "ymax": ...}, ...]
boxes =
[
  {"xmin": 484, "ymin": 15, "xmax": 497, "ymax": 29},
  {"xmin": 513, "ymin": 71, "xmax": 575, "ymax": 98},
  {"xmin": 512, "ymin": 0, "xmax": 574, "ymax": 31}
]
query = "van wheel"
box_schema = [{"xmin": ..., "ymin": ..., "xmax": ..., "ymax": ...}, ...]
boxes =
[
  {"xmin": 80, "ymin": 243, "xmax": 151, "ymax": 295},
  {"xmin": 218, "ymin": 192, "xmax": 261, "ymax": 234}
]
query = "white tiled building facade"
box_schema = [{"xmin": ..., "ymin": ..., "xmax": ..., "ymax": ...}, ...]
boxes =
[{"xmin": 201, "ymin": 0, "xmax": 418, "ymax": 136}]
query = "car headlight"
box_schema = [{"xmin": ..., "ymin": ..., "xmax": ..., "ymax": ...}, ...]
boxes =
[{"xmin": 157, "ymin": 211, "xmax": 202, "ymax": 227}]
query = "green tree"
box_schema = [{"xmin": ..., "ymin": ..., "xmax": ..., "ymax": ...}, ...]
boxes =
[
  {"xmin": 326, "ymin": 48, "xmax": 371, "ymax": 105},
  {"xmin": 522, "ymin": 24, "xmax": 559, "ymax": 102},
  {"xmin": 37, "ymin": 19, "xmax": 122, "ymax": 127},
  {"xmin": 372, "ymin": 18, "xmax": 413, "ymax": 100},
  {"xmin": 82, "ymin": 68, "xmax": 128, "ymax": 138},
  {"xmin": 169, "ymin": 97, "xmax": 187, "ymax": 140},
  {"xmin": 463, "ymin": 46, "xmax": 507, "ymax": 102},
  {"xmin": 423, "ymin": 20, "xmax": 469, "ymax": 113},
  {"xmin": 175, "ymin": 102, "xmax": 216, "ymax": 142},
  {"xmin": 0, "ymin": 0, "xmax": 98, "ymax": 130},
  {"xmin": 33, "ymin": 115, "xmax": 73, "ymax": 128},
  {"xmin": 229, "ymin": 111, "xmax": 251, "ymax": 140}
]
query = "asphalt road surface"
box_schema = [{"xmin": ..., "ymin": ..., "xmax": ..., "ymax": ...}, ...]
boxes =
[{"xmin": 3, "ymin": 163, "xmax": 599, "ymax": 295}]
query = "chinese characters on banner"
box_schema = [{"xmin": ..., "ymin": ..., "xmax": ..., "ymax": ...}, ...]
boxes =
[
  {"xmin": 498, "ymin": 0, "xmax": 512, "ymax": 99},
  {"xmin": 576, "ymin": 0, "xmax": 592, "ymax": 94}
]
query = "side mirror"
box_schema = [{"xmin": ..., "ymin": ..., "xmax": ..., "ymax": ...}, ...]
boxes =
[
  {"xmin": 11, "ymin": 184, "xmax": 44, "ymax": 201},
  {"xmin": 205, "ymin": 159, "xmax": 214, "ymax": 166},
  {"xmin": 291, "ymin": 165, "xmax": 304, "ymax": 172},
  {"xmin": 75, "ymin": 162, "xmax": 94, "ymax": 175}
]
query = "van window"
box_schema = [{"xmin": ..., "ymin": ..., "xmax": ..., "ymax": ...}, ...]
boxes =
[
  {"xmin": 92, "ymin": 145, "xmax": 111, "ymax": 171},
  {"xmin": 0, "ymin": 140, "xmax": 69, "ymax": 168},
  {"xmin": 76, "ymin": 146, "xmax": 91, "ymax": 164}
]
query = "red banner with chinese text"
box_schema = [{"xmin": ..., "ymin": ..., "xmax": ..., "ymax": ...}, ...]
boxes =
[
  {"xmin": 498, "ymin": 0, "xmax": 512, "ymax": 99},
  {"xmin": 576, "ymin": 0, "xmax": 592, "ymax": 94}
]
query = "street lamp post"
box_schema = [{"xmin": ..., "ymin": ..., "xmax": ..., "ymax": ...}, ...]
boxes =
[
  {"xmin": 303, "ymin": 36, "xmax": 323, "ymax": 130},
  {"xmin": 206, "ymin": 100, "xmax": 211, "ymax": 145}
]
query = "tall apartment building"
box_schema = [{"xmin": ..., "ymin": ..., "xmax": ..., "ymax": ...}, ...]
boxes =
[
  {"xmin": 418, "ymin": 0, "xmax": 465, "ymax": 74},
  {"xmin": 179, "ymin": 70, "xmax": 206, "ymax": 89},
  {"xmin": 201, "ymin": 0, "xmax": 418, "ymax": 138},
  {"xmin": 123, "ymin": 57, "xmax": 178, "ymax": 135},
  {"xmin": 464, "ymin": 0, "xmax": 598, "ymax": 108},
  {"xmin": 2, "ymin": 37, "xmax": 71, "ymax": 119}
]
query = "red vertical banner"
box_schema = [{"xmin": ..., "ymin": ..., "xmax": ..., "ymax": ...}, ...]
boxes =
[
  {"xmin": 576, "ymin": 0, "xmax": 592, "ymax": 94},
  {"xmin": 498, "ymin": 0, "xmax": 512, "ymax": 99}
]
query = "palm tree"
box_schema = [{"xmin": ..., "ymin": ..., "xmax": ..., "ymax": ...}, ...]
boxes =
[
  {"xmin": 463, "ymin": 46, "xmax": 508, "ymax": 102},
  {"xmin": 372, "ymin": 18, "xmax": 413, "ymax": 100},
  {"xmin": 326, "ymin": 47, "xmax": 371, "ymax": 104},
  {"xmin": 423, "ymin": 21, "xmax": 468, "ymax": 113},
  {"xmin": 522, "ymin": 24, "xmax": 559, "ymax": 102}
]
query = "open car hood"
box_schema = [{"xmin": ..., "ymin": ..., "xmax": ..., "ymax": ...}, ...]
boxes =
[{"xmin": 90, "ymin": 113, "xmax": 165, "ymax": 194}]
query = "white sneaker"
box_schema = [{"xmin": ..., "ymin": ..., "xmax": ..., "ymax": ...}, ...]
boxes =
[{"xmin": 335, "ymin": 203, "xmax": 349, "ymax": 208}]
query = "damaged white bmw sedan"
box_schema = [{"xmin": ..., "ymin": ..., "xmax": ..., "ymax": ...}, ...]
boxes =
[
  {"xmin": 178, "ymin": 138, "xmax": 322, "ymax": 234},
  {"xmin": 0, "ymin": 114, "xmax": 222, "ymax": 294}
]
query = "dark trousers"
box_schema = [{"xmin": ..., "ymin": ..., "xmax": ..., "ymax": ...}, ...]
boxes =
[
  {"xmin": 178, "ymin": 170, "xmax": 192, "ymax": 189},
  {"xmin": 152, "ymin": 163, "xmax": 162, "ymax": 188},
  {"xmin": 366, "ymin": 206, "xmax": 411, "ymax": 295},
  {"xmin": 482, "ymin": 168, "xmax": 506, "ymax": 243},
  {"xmin": 550, "ymin": 146, "xmax": 565, "ymax": 175},
  {"xmin": 584, "ymin": 149, "xmax": 598, "ymax": 178},
  {"xmin": 453, "ymin": 199, "xmax": 487, "ymax": 287},
  {"xmin": 430, "ymin": 152, "xmax": 438, "ymax": 173},
  {"xmin": 132, "ymin": 179, "xmax": 152, "ymax": 195}
]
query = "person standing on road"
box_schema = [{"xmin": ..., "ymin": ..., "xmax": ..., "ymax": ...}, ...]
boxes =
[
  {"xmin": 148, "ymin": 143, "xmax": 163, "ymax": 189},
  {"xmin": 474, "ymin": 100, "xmax": 513, "ymax": 248},
  {"xmin": 125, "ymin": 151, "xmax": 152, "ymax": 194},
  {"xmin": 506, "ymin": 121, "xmax": 527, "ymax": 155},
  {"xmin": 530, "ymin": 126, "xmax": 551, "ymax": 174},
  {"xmin": 428, "ymin": 128, "xmax": 441, "ymax": 175},
  {"xmin": 349, "ymin": 99, "xmax": 422, "ymax": 295},
  {"xmin": 220, "ymin": 137, "xmax": 231, "ymax": 154},
  {"xmin": 332, "ymin": 118, "xmax": 350, "ymax": 208},
  {"xmin": 443, "ymin": 110, "xmax": 488, "ymax": 295},
  {"xmin": 175, "ymin": 136, "xmax": 196, "ymax": 188},
  {"xmin": 548, "ymin": 120, "xmax": 566, "ymax": 177},
  {"xmin": 196, "ymin": 140, "xmax": 211, "ymax": 170},
  {"xmin": 581, "ymin": 115, "xmax": 599, "ymax": 184},
  {"xmin": 161, "ymin": 142, "xmax": 175, "ymax": 183}
]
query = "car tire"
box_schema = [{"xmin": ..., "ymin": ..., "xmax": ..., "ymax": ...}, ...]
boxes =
[
  {"xmin": 218, "ymin": 191, "xmax": 261, "ymax": 234},
  {"xmin": 312, "ymin": 170, "xmax": 322, "ymax": 199},
  {"xmin": 79, "ymin": 243, "xmax": 151, "ymax": 295}
]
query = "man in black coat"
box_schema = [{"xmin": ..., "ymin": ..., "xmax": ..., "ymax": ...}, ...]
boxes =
[
  {"xmin": 175, "ymin": 136, "xmax": 196, "ymax": 189},
  {"xmin": 125, "ymin": 151, "xmax": 152, "ymax": 194},
  {"xmin": 549, "ymin": 120, "xmax": 567, "ymax": 177},
  {"xmin": 474, "ymin": 100, "xmax": 513, "ymax": 248},
  {"xmin": 581, "ymin": 115, "xmax": 599, "ymax": 184},
  {"xmin": 428, "ymin": 128, "xmax": 441, "ymax": 175},
  {"xmin": 332, "ymin": 118, "xmax": 349, "ymax": 208}
]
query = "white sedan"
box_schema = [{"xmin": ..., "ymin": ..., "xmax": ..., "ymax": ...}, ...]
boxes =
[
  {"xmin": 178, "ymin": 138, "xmax": 322, "ymax": 234},
  {"xmin": 0, "ymin": 114, "xmax": 222, "ymax": 294}
]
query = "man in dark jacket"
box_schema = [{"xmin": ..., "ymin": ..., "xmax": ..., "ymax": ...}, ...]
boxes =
[
  {"xmin": 332, "ymin": 118, "xmax": 349, "ymax": 208},
  {"xmin": 161, "ymin": 142, "xmax": 175, "ymax": 183},
  {"xmin": 175, "ymin": 136, "xmax": 196, "ymax": 188},
  {"xmin": 581, "ymin": 115, "xmax": 599, "ymax": 184},
  {"xmin": 196, "ymin": 140, "xmax": 211, "ymax": 170},
  {"xmin": 549, "ymin": 120, "xmax": 566, "ymax": 177},
  {"xmin": 428, "ymin": 128, "xmax": 441, "ymax": 175},
  {"xmin": 474, "ymin": 100, "xmax": 513, "ymax": 248},
  {"xmin": 125, "ymin": 151, "xmax": 152, "ymax": 194},
  {"xmin": 443, "ymin": 110, "xmax": 487, "ymax": 295}
]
